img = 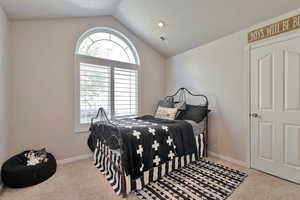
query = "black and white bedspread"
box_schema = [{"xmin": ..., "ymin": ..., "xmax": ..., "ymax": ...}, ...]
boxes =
[{"xmin": 89, "ymin": 115, "xmax": 198, "ymax": 179}]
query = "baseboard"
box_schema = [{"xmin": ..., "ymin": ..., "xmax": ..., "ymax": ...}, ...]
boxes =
[
  {"xmin": 208, "ymin": 151, "xmax": 248, "ymax": 168},
  {"xmin": 57, "ymin": 154, "xmax": 92, "ymax": 165}
]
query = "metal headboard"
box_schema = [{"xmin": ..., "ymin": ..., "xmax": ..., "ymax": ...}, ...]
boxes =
[
  {"xmin": 165, "ymin": 87, "xmax": 209, "ymax": 158},
  {"xmin": 165, "ymin": 87, "xmax": 208, "ymax": 107}
]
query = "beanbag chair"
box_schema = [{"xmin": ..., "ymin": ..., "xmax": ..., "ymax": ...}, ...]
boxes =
[{"xmin": 1, "ymin": 151, "xmax": 57, "ymax": 188}]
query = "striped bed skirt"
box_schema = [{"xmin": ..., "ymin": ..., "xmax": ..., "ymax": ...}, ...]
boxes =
[{"xmin": 93, "ymin": 133, "xmax": 206, "ymax": 196}]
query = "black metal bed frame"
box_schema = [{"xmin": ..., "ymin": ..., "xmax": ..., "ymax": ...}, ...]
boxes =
[
  {"xmin": 165, "ymin": 87, "xmax": 209, "ymax": 107},
  {"xmin": 90, "ymin": 87, "xmax": 209, "ymax": 197},
  {"xmin": 165, "ymin": 87, "xmax": 209, "ymax": 156}
]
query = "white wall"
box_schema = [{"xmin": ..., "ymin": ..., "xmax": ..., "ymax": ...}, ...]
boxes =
[
  {"xmin": 166, "ymin": 9, "xmax": 300, "ymax": 164},
  {"xmin": 0, "ymin": 6, "xmax": 9, "ymax": 186},
  {"xmin": 9, "ymin": 16, "xmax": 166, "ymax": 160},
  {"xmin": 166, "ymin": 31, "xmax": 247, "ymax": 162}
]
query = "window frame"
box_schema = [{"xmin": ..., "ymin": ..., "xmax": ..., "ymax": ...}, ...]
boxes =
[{"xmin": 74, "ymin": 28, "xmax": 141, "ymax": 133}]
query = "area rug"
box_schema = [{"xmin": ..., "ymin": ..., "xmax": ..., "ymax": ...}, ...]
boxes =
[{"xmin": 135, "ymin": 159, "xmax": 247, "ymax": 200}]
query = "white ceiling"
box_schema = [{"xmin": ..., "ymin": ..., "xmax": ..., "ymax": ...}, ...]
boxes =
[
  {"xmin": 1, "ymin": 0, "xmax": 300, "ymax": 57},
  {"xmin": 0, "ymin": 0, "xmax": 121, "ymax": 19}
]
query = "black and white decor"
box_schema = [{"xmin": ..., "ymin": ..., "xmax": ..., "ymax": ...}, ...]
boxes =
[
  {"xmin": 90, "ymin": 89, "xmax": 209, "ymax": 195},
  {"xmin": 93, "ymin": 132, "xmax": 205, "ymax": 195},
  {"xmin": 110, "ymin": 116, "xmax": 189, "ymax": 179},
  {"xmin": 136, "ymin": 159, "xmax": 247, "ymax": 200}
]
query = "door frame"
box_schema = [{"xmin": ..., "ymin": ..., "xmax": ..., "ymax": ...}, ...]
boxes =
[{"xmin": 244, "ymin": 31, "xmax": 300, "ymax": 169}]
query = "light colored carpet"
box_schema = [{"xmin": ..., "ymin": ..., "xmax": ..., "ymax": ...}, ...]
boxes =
[{"xmin": 0, "ymin": 157, "xmax": 299, "ymax": 200}]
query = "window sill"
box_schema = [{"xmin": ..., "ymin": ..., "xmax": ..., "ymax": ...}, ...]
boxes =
[
  {"xmin": 75, "ymin": 129, "xmax": 89, "ymax": 134},
  {"xmin": 74, "ymin": 124, "xmax": 89, "ymax": 134}
]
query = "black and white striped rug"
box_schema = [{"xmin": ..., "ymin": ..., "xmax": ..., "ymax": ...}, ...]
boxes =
[{"xmin": 135, "ymin": 159, "xmax": 247, "ymax": 200}]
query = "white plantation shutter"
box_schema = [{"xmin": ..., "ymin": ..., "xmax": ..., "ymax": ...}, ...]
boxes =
[
  {"xmin": 114, "ymin": 68, "xmax": 138, "ymax": 117},
  {"xmin": 80, "ymin": 63, "xmax": 111, "ymax": 124},
  {"xmin": 79, "ymin": 63, "xmax": 139, "ymax": 124},
  {"xmin": 75, "ymin": 28, "xmax": 140, "ymax": 131}
]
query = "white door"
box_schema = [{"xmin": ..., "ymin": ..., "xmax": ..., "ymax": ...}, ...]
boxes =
[{"xmin": 251, "ymin": 36, "xmax": 300, "ymax": 184}]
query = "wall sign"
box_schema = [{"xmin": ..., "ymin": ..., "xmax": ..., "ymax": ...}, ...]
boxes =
[{"xmin": 248, "ymin": 14, "xmax": 300, "ymax": 43}]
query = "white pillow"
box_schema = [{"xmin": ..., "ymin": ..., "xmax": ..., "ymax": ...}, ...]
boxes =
[{"xmin": 155, "ymin": 106, "xmax": 178, "ymax": 120}]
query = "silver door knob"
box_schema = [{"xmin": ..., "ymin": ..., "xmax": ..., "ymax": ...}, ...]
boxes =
[{"xmin": 250, "ymin": 113, "xmax": 260, "ymax": 118}]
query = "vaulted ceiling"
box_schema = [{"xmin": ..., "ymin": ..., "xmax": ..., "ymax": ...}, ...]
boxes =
[{"xmin": 1, "ymin": 0, "xmax": 300, "ymax": 57}]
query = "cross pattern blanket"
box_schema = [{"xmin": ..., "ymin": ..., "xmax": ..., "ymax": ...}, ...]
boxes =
[{"xmin": 89, "ymin": 115, "xmax": 198, "ymax": 179}]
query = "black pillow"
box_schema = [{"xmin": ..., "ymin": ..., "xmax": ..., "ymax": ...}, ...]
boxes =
[
  {"xmin": 179, "ymin": 104, "xmax": 209, "ymax": 123},
  {"xmin": 156, "ymin": 97, "xmax": 174, "ymax": 109}
]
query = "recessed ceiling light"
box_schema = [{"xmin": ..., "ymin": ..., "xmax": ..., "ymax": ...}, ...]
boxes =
[{"xmin": 158, "ymin": 21, "xmax": 165, "ymax": 28}]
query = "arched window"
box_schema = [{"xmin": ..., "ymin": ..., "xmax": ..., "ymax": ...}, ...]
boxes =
[
  {"xmin": 77, "ymin": 29, "xmax": 139, "ymax": 64},
  {"xmin": 75, "ymin": 28, "xmax": 140, "ymax": 132}
]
